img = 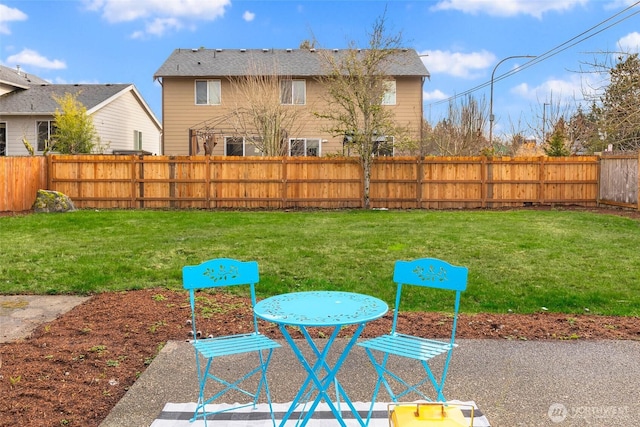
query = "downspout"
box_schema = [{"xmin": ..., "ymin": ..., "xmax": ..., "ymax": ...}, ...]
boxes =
[{"xmin": 154, "ymin": 76, "xmax": 164, "ymax": 155}]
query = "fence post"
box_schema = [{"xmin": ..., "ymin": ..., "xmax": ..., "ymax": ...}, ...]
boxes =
[
  {"xmin": 133, "ymin": 156, "xmax": 141, "ymax": 209},
  {"xmin": 47, "ymin": 155, "xmax": 53, "ymax": 191},
  {"xmin": 206, "ymin": 156, "xmax": 212, "ymax": 209},
  {"xmin": 480, "ymin": 156, "xmax": 487, "ymax": 208},
  {"xmin": 281, "ymin": 156, "xmax": 287, "ymax": 208},
  {"xmin": 596, "ymin": 154, "xmax": 601, "ymax": 208},
  {"xmin": 416, "ymin": 157, "xmax": 423, "ymax": 209},
  {"xmin": 169, "ymin": 157, "xmax": 176, "ymax": 209},
  {"xmin": 538, "ymin": 156, "xmax": 545, "ymax": 205}
]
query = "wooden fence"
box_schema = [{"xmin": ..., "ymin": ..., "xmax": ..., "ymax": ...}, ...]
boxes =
[
  {"xmin": 0, "ymin": 156, "xmax": 47, "ymax": 212},
  {"xmin": 36, "ymin": 155, "xmax": 600, "ymax": 210},
  {"xmin": 4, "ymin": 154, "xmax": 635, "ymax": 212},
  {"xmin": 598, "ymin": 154, "xmax": 639, "ymax": 209}
]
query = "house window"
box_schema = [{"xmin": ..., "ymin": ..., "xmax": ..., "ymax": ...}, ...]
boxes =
[
  {"xmin": 280, "ymin": 79, "xmax": 306, "ymax": 105},
  {"xmin": 382, "ymin": 80, "xmax": 396, "ymax": 105},
  {"xmin": 373, "ymin": 136, "xmax": 394, "ymax": 157},
  {"xmin": 224, "ymin": 136, "xmax": 264, "ymax": 156},
  {"xmin": 134, "ymin": 130, "xmax": 142, "ymax": 150},
  {"xmin": 225, "ymin": 137, "xmax": 243, "ymax": 156},
  {"xmin": 289, "ymin": 138, "xmax": 320, "ymax": 157},
  {"xmin": 0, "ymin": 123, "xmax": 6, "ymax": 156},
  {"xmin": 36, "ymin": 121, "xmax": 55, "ymax": 152},
  {"xmin": 195, "ymin": 80, "xmax": 221, "ymax": 105},
  {"xmin": 245, "ymin": 137, "xmax": 263, "ymax": 156}
]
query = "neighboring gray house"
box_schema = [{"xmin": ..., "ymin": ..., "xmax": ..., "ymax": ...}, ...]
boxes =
[{"xmin": 0, "ymin": 64, "xmax": 161, "ymax": 156}]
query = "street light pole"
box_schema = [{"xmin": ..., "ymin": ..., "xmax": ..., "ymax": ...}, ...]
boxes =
[
  {"xmin": 542, "ymin": 102, "xmax": 550, "ymax": 145},
  {"xmin": 489, "ymin": 55, "xmax": 536, "ymax": 146}
]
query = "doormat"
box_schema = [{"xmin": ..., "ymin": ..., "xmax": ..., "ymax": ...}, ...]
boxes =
[{"xmin": 151, "ymin": 401, "xmax": 490, "ymax": 426}]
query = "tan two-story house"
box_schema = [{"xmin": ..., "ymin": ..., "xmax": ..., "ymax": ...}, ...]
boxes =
[{"xmin": 154, "ymin": 48, "xmax": 429, "ymax": 156}]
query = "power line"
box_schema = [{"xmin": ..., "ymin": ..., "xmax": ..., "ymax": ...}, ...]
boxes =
[{"xmin": 426, "ymin": 1, "xmax": 640, "ymax": 110}]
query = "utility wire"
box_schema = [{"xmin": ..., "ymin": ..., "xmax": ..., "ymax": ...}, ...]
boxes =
[{"xmin": 426, "ymin": 1, "xmax": 640, "ymax": 109}]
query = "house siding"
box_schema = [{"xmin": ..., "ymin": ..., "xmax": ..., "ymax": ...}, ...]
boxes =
[
  {"xmin": 93, "ymin": 90, "xmax": 162, "ymax": 154},
  {"xmin": 161, "ymin": 74, "xmax": 424, "ymax": 156},
  {"xmin": 3, "ymin": 115, "xmax": 52, "ymax": 155}
]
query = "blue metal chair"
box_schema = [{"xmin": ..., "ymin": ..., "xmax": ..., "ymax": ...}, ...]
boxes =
[
  {"xmin": 182, "ymin": 258, "xmax": 281, "ymax": 425},
  {"xmin": 358, "ymin": 258, "xmax": 468, "ymax": 415}
]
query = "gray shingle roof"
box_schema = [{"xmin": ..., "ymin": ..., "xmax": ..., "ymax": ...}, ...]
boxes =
[
  {"xmin": 0, "ymin": 84, "xmax": 132, "ymax": 114},
  {"xmin": 154, "ymin": 48, "xmax": 429, "ymax": 78},
  {"xmin": 0, "ymin": 64, "xmax": 50, "ymax": 88}
]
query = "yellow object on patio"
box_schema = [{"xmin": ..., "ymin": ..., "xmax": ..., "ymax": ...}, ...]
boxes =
[{"xmin": 389, "ymin": 403, "xmax": 473, "ymax": 427}]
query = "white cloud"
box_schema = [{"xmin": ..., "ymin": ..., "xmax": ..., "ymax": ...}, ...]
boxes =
[
  {"xmin": 132, "ymin": 17, "xmax": 183, "ymax": 39},
  {"xmin": 84, "ymin": 0, "xmax": 230, "ymax": 37},
  {"xmin": 421, "ymin": 49, "xmax": 495, "ymax": 79},
  {"xmin": 618, "ymin": 32, "xmax": 640, "ymax": 53},
  {"xmin": 6, "ymin": 49, "xmax": 66, "ymax": 70},
  {"xmin": 0, "ymin": 4, "xmax": 27, "ymax": 35},
  {"xmin": 424, "ymin": 89, "xmax": 449, "ymax": 101},
  {"xmin": 431, "ymin": 0, "xmax": 587, "ymax": 18},
  {"xmin": 243, "ymin": 11, "xmax": 256, "ymax": 22},
  {"xmin": 511, "ymin": 74, "xmax": 593, "ymax": 104},
  {"xmin": 604, "ymin": 0, "xmax": 639, "ymax": 10}
]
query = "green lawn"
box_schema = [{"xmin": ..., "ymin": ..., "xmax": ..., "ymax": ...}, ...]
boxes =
[{"xmin": 1, "ymin": 209, "xmax": 638, "ymax": 316}]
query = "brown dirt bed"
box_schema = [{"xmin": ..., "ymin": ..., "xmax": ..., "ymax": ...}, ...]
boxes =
[{"xmin": 0, "ymin": 288, "xmax": 639, "ymax": 427}]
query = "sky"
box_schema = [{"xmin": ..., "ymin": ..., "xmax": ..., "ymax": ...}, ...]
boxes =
[{"xmin": 1, "ymin": 0, "xmax": 640, "ymax": 140}]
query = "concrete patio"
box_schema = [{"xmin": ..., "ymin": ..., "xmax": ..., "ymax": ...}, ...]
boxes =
[{"xmin": 100, "ymin": 338, "xmax": 640, "ymax": 427}]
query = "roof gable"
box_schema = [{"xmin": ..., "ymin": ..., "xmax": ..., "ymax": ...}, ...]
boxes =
[
  {"xmin": 154, "ymin": 48, "xmax": 429, "ymax": 79},
  {"xmin": 0, "ymin": 84, "xmax": 132, "ymax": 114}
]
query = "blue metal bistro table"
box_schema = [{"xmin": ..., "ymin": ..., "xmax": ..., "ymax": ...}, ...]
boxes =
[{"xmin": 254, "ymin": 291, "xmax": 388, "ymax": 427}]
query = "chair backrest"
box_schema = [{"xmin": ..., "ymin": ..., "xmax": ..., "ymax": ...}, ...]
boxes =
[
  {"xmin": 390, "ymin": 258, "xmax": 468, "ymax": 341},
  {"xmin": 183, "ymin": 258, "xmax": 261, "ymax": 339}
]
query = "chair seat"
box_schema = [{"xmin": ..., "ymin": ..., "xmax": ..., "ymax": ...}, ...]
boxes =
[
  {"xmin": 358, "ymin": 333, "xmax": 455, "ymax": 361},
  {"xmin": 193, "ymin": 333, "xmax": 280, "ymax": 358}
]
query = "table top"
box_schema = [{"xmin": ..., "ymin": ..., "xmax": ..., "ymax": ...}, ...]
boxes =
[{"xmin": 254, "ymin": 291, "xmax": 388, "ymax": 327}]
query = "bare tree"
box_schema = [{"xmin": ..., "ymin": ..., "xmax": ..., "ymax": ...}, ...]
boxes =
[
  {"xmin": 568, "ymin": 105, "xmax": 600, "ymax": 154},
  {"xmin": 573, "ymin": 51, "xmax": 640, "ymax": 153},
  {"xmin": 431, "ymin": 94, "xmax": 489, "ymax": 156},
  {"xmin": 598, "ymin": 53, "xmax": 640, "ymax": 152},
  {"xmin": 499, "ymin": 116, "xmax": 534, "ymax": 156},
  {"xmin": 402, "ymin": 118, "xmax": 438, "ymax": 156},
  {"xmin": 527, "ymin": 95, "xmax": 571, "ymax": 147},
  {"xmin": 314, "ymin": 12, "xmax": 407, "ymax": 208},
  {"xmin": 227, "ymin": 59, "xmax": 308, "ymax": 156}
]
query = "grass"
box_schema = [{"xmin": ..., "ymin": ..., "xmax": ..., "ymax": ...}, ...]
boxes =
[{"xmin": 0, "ymin": 208, "xmax": 638, "ymax": 316}]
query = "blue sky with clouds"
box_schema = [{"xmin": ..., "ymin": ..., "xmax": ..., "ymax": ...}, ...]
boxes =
[{"xmin": 1, "ymin": 0, "xmax": 640, "ymax": 139}]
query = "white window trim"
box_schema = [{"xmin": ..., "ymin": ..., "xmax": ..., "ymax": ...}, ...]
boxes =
[
  {"xmin": 224, "ymin": 136, "xmax": 264, "ymax": 156},
  {"xmin": 36, "ymin": 120, "xmax": 55, "ymax": 153},
  {"xmin": 134, "ymin": 130, "xmax": 143, "ymax": 150},
  {"xmin": 280, "ymin": 79, "xmax": 306, "ymax": 105},
  {"xmin": 382, "ymin": 80, "xmax": 396, "ymax": 106},
  {"xmin": 289, "ymin": 138, "xmax": 321, "ymax": 157},
  {"xmin": 195, "ymin": 79, "xmax": 221, "ymax": 105}
]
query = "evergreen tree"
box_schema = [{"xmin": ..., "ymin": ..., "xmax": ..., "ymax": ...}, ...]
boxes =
[{"xmin": 544, "ymin": 118, "xmax": 570, "ymax": 156}]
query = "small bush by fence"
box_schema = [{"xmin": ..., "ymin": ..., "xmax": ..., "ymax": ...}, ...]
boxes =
[{"xmin": 2, "ymin": 154, "xmax": 637, "ymax": 212}]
